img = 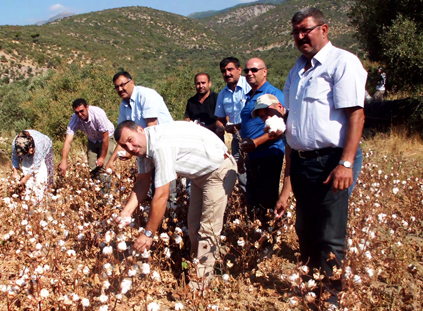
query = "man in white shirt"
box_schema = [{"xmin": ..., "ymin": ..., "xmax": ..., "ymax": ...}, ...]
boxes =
[
  {"xmin": 115, "ymin": 120, "xmax": 237, "ymax": 287},
  {"xmin": 283, "ymin": 8, "xmax": 367, "ymax": 306}
]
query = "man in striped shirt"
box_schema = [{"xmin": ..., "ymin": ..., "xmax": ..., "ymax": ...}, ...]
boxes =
[
  {"xmin": 59, "ymin": 98, "xmax": 115, "ymax": 178},
  {"xmin": 115, "ymin": 120, "xmax": 237, "ymax": 285}
]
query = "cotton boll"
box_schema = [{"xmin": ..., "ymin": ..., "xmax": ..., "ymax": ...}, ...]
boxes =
[
  {"xmin": 151, "ymin": 271, "xmax": 161, "ymax": 281},
  {"xmin": 117, "ymin": 241, "xmax": 127, "ymax": 252},
  {"xmin": 174, "ymin": 302, "xmax": 184, "ymax": 310},
  {"xmin": 121, "ymin": 278, "xmax": 132, "ymax": 294},
  {"xmin": 142, "ymin": 263, "xmax": 150, "ymax": 274},
  {"xmin": 81, "ymin": 298, "xmax": 90, "ymax": 307},
  {"xmin": 103, "ymin": 246, "xmax": 113, "ymax": 255},
  {"xmin": 40, "ymin": 289, "xmax": 49, "ymax": 298},
  {"xmin": 117, "ymin": 150, "xmax": 127, "ymax": 159},
  {"xmin": 265, "ymin": 115, "xmax": 286, "ymax": 134},
  {"xmin": 147, "ymin": 302, "xmax": 160, "ymax": 311},
  {"xmin": 99, "ymin": 294, "xmax": 108, "ymax": 303}
]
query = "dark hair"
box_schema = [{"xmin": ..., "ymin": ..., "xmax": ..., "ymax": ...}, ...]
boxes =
[
  {"xmin": 72, "ymin": 98, "xmax": 88, "ymax": 109},
  {"xmin": 220, "ymin": 57, "xmax": 241, "ymax": 70},
  {"xmin": 291, "ymin": 7, "xmax": 326, "ymax": 25},
  {"xmin": 194, "ymin": 72, "xmax": 211, "ymax": 83},
  {"xmin": 113, "ymin": 71, "xmax": 132, "ymax": 83},
  {"xmin": 114, "ymin": 120, "xmax": 139, "ymax": 142}
]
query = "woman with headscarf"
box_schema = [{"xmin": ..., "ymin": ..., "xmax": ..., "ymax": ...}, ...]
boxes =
[{"xmin": 11, "ymin": 130, "xmax": 54, "ymax": 199}]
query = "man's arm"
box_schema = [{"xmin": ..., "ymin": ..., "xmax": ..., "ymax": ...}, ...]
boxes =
[
  {"xmin": 241, "ymin": 132, "xmax": 276, "ymax": 153},
  {"xmin": 119, "ymin": 171, "xmax": 152, "ymax": 220},
  {"xmin": 324, "ymin": 107, "xmax": 365, "ymax": 191},
  {"xmin": 96, "ymin": 132, "xmax": 109, "ymax": 168},
  {"xmin": 58, "ymin": 134, "xmax": 74, "ymax": 176},
  {"xmin": 145, "ymin": 118, "xmax": 158, "ymax": 127},
  {"xmin": 134, "ymin": 182, "xmax": 170, "ymax": 253}
]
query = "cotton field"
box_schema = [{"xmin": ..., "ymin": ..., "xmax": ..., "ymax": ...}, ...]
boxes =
[{"xmin": 1, "ymin": 141, "xmax": 422, "ymax": 310}]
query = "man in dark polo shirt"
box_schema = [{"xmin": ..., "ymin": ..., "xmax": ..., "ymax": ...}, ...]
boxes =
[{"xmin": 185, "ymin": 73, "xmax": 220, "ymax": 139}]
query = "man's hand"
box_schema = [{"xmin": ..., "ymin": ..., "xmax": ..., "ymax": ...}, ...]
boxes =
[
  {"xmin": 274, "ymin": 199, "xmax": 288, "ymax": 219},
  {"xmin": 134, "ymin": 234, "xmax": 153, "ymax": 253},
  {"xmin": 58, "ymin": 161, "xmax": 67, "ymax": 176},
  {"xmin": 216, "ymin": 126, "xmax": 225, "ymax": 136},
  {"xmin": 323, "ymin": 165, "xmax": 353, "ymax": 192},
  {"xmin": 241, "ymin": 138, "xmax": 257, "ymax": 153},
  {"xmin": 116, "ymin": 210, "xmax": 133, "ymax": 226},
  {"xmin": 237, "ymin": 157, "xmax": 245, "ymax": 174},
  {"xmin": 264, "ymin": 126, "xmax": 283, "ymax": 139},
  {"xmin": 225, "ymin": 123, "xmax": 236, "ymax": 134},
  {"xmin": 96, "ymin": 156, "xmax": 105, "ymax": 168},
  {"xmin": 105, "ymin": 162, "xmax": 114, "ymax": 174}
]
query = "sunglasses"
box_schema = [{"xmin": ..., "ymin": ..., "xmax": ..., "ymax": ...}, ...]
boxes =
[{"xmin": 243, "ymin": 67, "xmax": 265, "ymax": 74}]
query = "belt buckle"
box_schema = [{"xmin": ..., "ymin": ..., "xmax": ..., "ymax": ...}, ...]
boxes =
[{"xmin": 298, "ymin": 150, "xmax": 307, "ymax": 159}]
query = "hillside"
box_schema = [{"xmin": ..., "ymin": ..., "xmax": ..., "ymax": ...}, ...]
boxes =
[{"xmin": 0, "ymin": 0, "xmax": 357, "ymax": 86}]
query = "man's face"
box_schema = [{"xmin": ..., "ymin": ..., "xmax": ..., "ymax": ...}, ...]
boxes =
[
  {"xmin": 74, "ymin": 104, "xmax": 89, "ymax": 121},
  {"xmin": 117, "ymin": 126, "xmax": 146, "ymax": 157},
  {"xmin": 244, "ymin": 59, "xmax": 267, "ymax": 88},
  {"xmin": 221, "ymin": 62, "xmax": 241, "ymax": 85},
  {"xmin": 292, "ymin": 16, "xmax": 328, "ymax": 59},
  {"xmin": 258, "ymin": 104, "xmax": 285, "ymax": 123},
  {"xmin": 195, "ymin": 74, "xmax": 212, "ymax": 95},
  {"xmin": 114, "ymin": 75, "xmax": 135, "ymax": 100}
]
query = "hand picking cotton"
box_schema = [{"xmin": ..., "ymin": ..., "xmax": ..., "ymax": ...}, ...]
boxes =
[{"xmin": 265, "ymin": 115, "xmax": 286, "ymax": 134}]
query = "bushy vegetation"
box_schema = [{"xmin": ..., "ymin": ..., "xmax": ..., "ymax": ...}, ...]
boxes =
[{"xmin": 349, "ymin": 0, "xmax": 423, "ymax": 93}]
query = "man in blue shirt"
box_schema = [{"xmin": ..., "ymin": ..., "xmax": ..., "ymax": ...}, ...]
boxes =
[
  {"xmin": 215, "ymin": 57, "xmax": 251, "ymax": 198},
  {"xmin": 240, "ymin": 57, "xmax": 285, "ymax": 218}
]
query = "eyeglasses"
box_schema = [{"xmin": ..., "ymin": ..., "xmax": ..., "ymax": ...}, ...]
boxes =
[
  {"xmin": 114, "ymin": 79, "xmax": 132, "ymax": 90},
  {"xmin": 290, "ymin": 24, "xmax": 323, "ymax": 36},
  {"xmin": 243, "ymin": 67, "xmax": 266, "ymax": 74}
]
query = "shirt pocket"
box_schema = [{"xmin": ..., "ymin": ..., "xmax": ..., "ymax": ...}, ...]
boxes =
[{"xmin": 303, "ymin": 77, "xmax": 331, "ymax": 104}]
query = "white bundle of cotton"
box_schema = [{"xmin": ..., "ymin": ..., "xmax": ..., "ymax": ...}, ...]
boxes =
[{"xmin": 265, "ymin": 115, "xmax": 286, "ymax": 134}]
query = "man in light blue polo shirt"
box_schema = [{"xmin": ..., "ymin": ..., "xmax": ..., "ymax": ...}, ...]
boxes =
[
  {"xmin": 105, "ymin": 71, "xmax": 173, "ymax": 172},
  {"xmin": 215, "ymin": 57, "xmax": 251, "ymax": 197},
  {"xmin": 240, "ymin": 57, "xmax": 285, "ymax": 218}
]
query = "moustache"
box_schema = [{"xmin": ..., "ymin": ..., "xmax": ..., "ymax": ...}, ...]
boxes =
[{"xmin": 298, "ymin": 38, "xmax": 310, "ymax": 46}]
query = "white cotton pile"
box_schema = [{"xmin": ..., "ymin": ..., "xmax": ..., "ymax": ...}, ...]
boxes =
[{"xmin": 265, "ymin": 115, "xmax": 286, "ymax": 134}]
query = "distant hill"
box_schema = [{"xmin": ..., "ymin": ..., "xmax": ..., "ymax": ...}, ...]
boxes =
[
  {"xmin": 0, "ymin": 0, "xmax": 359, "ymax": 87},
  {"xmin": 188, "ymin": 0, "xmax": 287, "ymax": 19},
  {"xmin": 35, "ymin": 12, "xmax": 75, "ymax": 26}
]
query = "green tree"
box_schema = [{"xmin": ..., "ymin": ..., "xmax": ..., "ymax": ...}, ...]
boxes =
[{"xmin": 349, "ymin": 0, "xmax": 423, "ymax": 93}]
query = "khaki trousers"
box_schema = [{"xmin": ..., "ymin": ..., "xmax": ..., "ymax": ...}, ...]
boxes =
[
  {"xmin": 188, "ymin": 155, "xmax": 237, "ymax": 279},
  {"xmin": 87, "ymin": 136, "xmax": 116, "ymax": 173}
]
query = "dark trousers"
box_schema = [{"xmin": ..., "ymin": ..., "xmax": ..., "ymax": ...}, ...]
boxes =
[
  {"xmin": 246, "ymin": 154, "xmax": 283, "ymax": 214},
  {"xmin": 290, "ymin": 148, "xmax": 348, "ymax": 294}
]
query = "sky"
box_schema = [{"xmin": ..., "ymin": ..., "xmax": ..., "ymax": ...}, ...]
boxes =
[{"xmin": 0, "ymin": 0, "xmax": 257, "ymax": 26}]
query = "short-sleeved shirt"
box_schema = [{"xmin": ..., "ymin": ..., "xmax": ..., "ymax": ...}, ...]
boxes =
[
  {"xmin": 66, "ymin": 106, "xmax": 115, "ymax": 143},
  {"xmin": 240, "ymin": 81, "xmax": 285, "ymax": 159},
  {"xmin": 12, "ymin": 130, "xmax": 52, "ymax": 176},
  {"xmin": 118, "ymin": 86, "xmax": 173, "ymax": 127},
  {"xmin": 215, "ymin": 76, "xmax": 252, "ymax": 125},
  {"xmin": 284, "ymin": 42, "xmax": 367, "ymax": 151},
  {"xmin": 137, "ymin": 121, "xmax": 228, "ymax": 188},
  {"xmin": 184, "ymin": 91, "xmax": 218, "ymax": 126}
]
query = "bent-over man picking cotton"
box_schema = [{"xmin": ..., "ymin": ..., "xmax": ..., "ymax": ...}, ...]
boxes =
[{"xmin": 115, "ymin": 120, "xmax": 237, "ymax": 288}]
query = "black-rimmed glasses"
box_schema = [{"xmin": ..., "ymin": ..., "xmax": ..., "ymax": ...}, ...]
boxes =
[
  {"xmin": 290, "ymin": 24, "xmax": 323, "ymax": 36},
  {"xmin": 114, "ymin": 79, "xmax": 132, "ymax": 90}
]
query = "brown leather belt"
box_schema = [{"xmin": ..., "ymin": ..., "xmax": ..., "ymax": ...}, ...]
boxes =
[
  {"xmin": 292, "ymin": 147, "xmax": 341, "ymax": 159},
  {"xmin": 224, "ymin": 152, "xmax": 231, "ymax": 160}
]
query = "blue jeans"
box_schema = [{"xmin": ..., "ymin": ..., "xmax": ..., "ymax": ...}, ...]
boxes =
[
  {"xmin": 290, "ymin": 148, "xmax": 348, "ymax": 294},
  {"xmin": 348, "ymin": 145, "xmax": 363, "ymax": 198}
]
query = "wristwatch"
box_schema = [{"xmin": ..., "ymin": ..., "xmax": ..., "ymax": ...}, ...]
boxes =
[
  {"xmin": 144, "ymin": 229, "xmax": 153, "ymax": 238},
  {"xmin": 339, "ymin": 160, "xmax": 352, "ymax": 168}
]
